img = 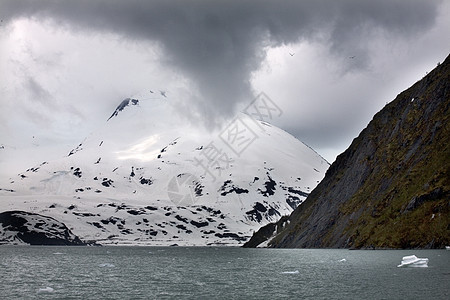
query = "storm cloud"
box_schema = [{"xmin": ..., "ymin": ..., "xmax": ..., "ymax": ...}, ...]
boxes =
[{"xmin": 1, "ymin": 0, "xmax": 442, "ymax": 120}]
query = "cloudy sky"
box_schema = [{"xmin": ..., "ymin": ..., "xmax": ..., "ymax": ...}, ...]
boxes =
[{"xmin": 0, "ymin": 0, "xmax": 449, "ymax": 175}]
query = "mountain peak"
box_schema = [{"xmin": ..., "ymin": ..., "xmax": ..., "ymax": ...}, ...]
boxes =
[{"xmin": 107, "ymin": 98, "xmax": 139, "ymax": 121}]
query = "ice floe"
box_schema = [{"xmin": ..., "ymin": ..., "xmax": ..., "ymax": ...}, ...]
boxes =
[
  {"xmin": 37, "ymin": 287, "xmax": 54, "ymax": 294},
  {"xmin": 99, "ymin": 263, "xmax": 115, "ymax": 268},
  {"xmin": 397, "ymin": 255, "xmax": 428, "ymax": 268}
]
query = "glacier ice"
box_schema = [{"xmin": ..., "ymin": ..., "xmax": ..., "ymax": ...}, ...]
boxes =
[{"xmin": 397, "ymin": 255, "xmax": 428, "ymax": 268}]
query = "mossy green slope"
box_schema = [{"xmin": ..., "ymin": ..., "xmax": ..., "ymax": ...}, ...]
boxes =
[{"xmin": 249, "ymin": 54, "xmax": 450, "ymax": 249}]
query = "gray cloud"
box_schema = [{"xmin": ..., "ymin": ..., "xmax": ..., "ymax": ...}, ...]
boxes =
[
  {"xmin": 1, "ymin": 0, "xmax": 448, "ymax": 170},
  {"xmin": 25, "ymin": 77, "xmax": 52, "ymax": 103},
  {"xmin": 0, "ymin": 0, "xmax": 441, "ymax": 125}
]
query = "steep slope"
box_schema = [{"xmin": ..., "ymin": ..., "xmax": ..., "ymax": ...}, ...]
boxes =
[
  {"xmin": 0, "ymin": 92, "xmax": 328, "ymax": 246},
  {"xmin": 245, "ymin": 54, "xmax": 450, "ymax": 249}
]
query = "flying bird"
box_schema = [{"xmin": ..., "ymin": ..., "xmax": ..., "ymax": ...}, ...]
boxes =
[
  {"xmin": 149, "ymin": 90, "xmax": 154, "ymax": 93},
  {"xmin": 160, "ymin": 91, "xmax": 167, "ymax": 98},
  {"xmin": 349, "ymin": 56, "xmax": 355, "ymax": 59},
  {"xmin": 289, "ymin": 52, "xmax": 295, "ymax": 57}
]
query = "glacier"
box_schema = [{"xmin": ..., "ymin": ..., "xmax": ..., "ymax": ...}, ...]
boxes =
[{"xmin": 0, "ymin": 92, "xmax": 329, "ymax": 246}]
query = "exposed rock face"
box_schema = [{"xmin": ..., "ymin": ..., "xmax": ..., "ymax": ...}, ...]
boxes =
[
  {"xmin": 245, "ymin": 54, "xmax": 450, "ymax": 249},
  {"xmin": 107, "ymin": 98, "xmax": 139, "ymax": 121},
  {"xmin": 0, "ymin": 211, "xmax": 88, "ymax": 245},
  {"xmin": 243, "ymin": 216, "xmax": 289, "ymax": 248}
]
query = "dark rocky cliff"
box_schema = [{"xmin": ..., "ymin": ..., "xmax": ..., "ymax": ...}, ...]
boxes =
[
  {"xmin": 0, "ymin": 211, "xmax": 89, "ymax": 245},
  {"xmin": 244, "ymin": 54, "xmax": 450, "ymax": 249}
]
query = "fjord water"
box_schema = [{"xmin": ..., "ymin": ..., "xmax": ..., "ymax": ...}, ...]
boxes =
[{"xmin": 0, "ymin": 247, "xmax": 448, "ymax": 299}]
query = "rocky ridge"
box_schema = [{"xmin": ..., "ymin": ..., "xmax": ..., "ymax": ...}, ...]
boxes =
[{"xmin": 245, "ymin": 54, "xmax": 450, "ymax": 249}]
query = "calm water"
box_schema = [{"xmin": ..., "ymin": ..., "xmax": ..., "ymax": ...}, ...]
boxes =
[{"xmin": 0, "ymin": 246, "xmax": 448, "ymax": 299}]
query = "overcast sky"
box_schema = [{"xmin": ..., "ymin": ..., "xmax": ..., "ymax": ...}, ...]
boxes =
[{"xmin": 0, "ymin": 0, "xmax": 449, "ymax": 173}]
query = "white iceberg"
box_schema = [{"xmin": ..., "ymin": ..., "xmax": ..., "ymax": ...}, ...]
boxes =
[
  {"xmin": 37, "ymin": 287, "xmax": 54, "ymax": 294},
  {"xmin": 397, "ymin": 255, "xmax": 428, "ymax": 268}
]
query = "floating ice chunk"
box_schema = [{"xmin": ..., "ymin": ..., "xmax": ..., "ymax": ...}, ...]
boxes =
[
  {"xmin": 445, "ymin": 246, "xmax": 450, "ymax": 250},
  {"xmin": 397, "ymin": 255, "xmax": 428, "ymax": 268},
  {"xmin": 99, "ymin": 263, "xmax": 115, "ymax": 268},
  {"xmin": 281, "ymin": 270, "xmax": 299, "ymax": 274},
  {"xmin": 338, "ymin": 258, "xmax": 347, "ymax": 262},
  {"xmin": 37, "ymin": 287, "xmax": 54, "ymax": 294}
]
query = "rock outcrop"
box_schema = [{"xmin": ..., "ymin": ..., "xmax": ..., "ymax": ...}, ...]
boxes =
[{"xmin": 0, "ymin": 211, "xmax": 89, "ymax": 245}]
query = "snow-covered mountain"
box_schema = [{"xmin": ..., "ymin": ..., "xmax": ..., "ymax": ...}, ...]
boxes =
[{"xmin": 0, "ymin": 92, "xmax": 329, "ymax": 246}]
